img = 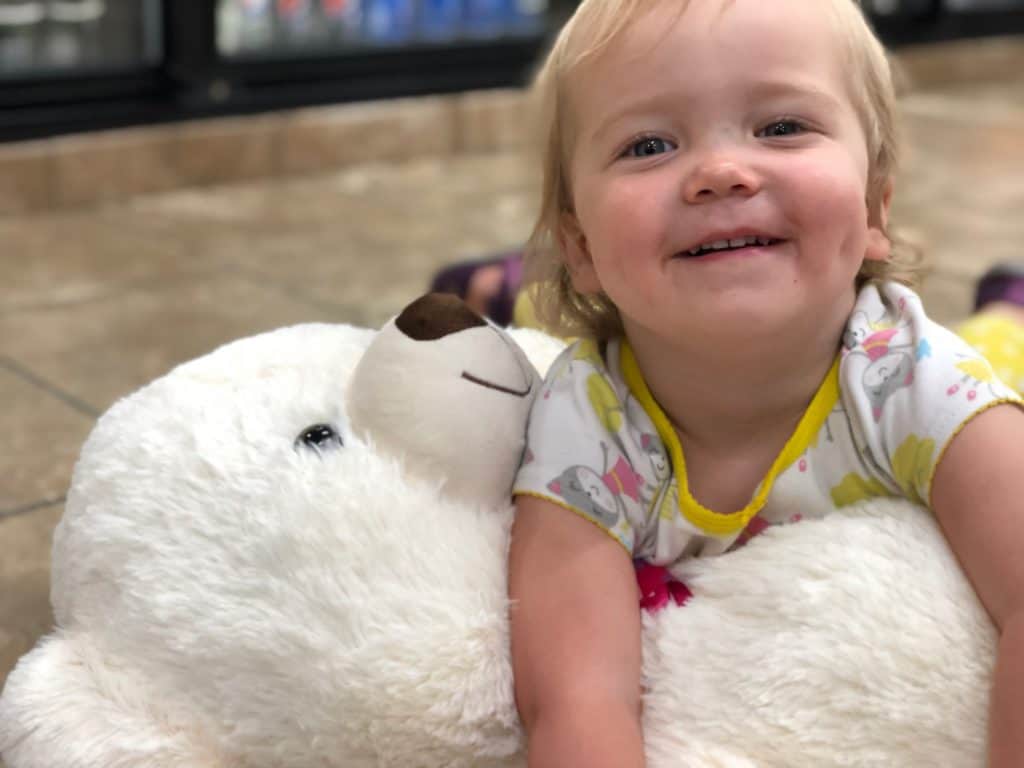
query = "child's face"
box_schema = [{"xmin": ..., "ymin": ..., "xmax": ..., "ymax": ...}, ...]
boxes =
[{"xmin": 560, "ymin": 0, "xmax": 892, "ymax": 349}]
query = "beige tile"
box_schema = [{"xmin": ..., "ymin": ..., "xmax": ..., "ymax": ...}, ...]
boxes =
[
  {"xmin": 0, "ymin": 269, "xmax": 348, "ymax": 413},
  {"xmin": 279, "ymin": 96, "xmax": 458, "ymax": 176},
  {"xmin": 454, "ymin": 88, "xmax": 531, "ymax": 153},
  {"xmin": 184, "ymin": 154, "xmax": 539, "ymax": 327},
  {"xmin": 50, "ymin": 126, "xmax": 180, "ymax": 208},
  {"xmin": 0, "ymin": 503, "xmax": 62, "ymax": 696},
  {"xmin": 896, "ymin": 111, "xmax": 1024, "ymax": 283},
  {"xmin": 901, "ymin": 85, "xmax": 1024, "ymax": 125},
  {"xmin": 0, "ymin": 366, "xmax": 94, "ymax": 513},
  {"xmin": 0, "ymin": 206, "xmax": 225, "ymax": 314},
  {"xmin": 896, "ymin": 36, "xmax": 1024, "ymax": 92},
  {"xmin": 0, "ymin": 140, "xmax": 52, "ymax": 216},
  {"xmin": 176, "ymin": 113, "xmax": 285, "ymax": 188},
  {"xmin": 919, "ymin": 269, "xmax": 976, "ymax": 329}
]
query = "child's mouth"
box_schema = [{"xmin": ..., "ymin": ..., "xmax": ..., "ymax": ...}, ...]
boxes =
[{"xmin": 677, "ymin": 236, "xmax": 784, "ymax": 259}]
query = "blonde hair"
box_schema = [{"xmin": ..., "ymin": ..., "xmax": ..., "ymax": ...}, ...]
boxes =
[{"xmin": 524, "ymin": 0, "xmax": 926, "ymax": 340}]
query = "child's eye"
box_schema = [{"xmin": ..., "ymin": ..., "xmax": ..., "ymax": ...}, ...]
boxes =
[
  {"xmin": 624, "ymin": 136, "xmax": 676, "ymax": 158},
  {"xmin": 757, "ymin": 120, "xmax": 807, "ymax": 138}
]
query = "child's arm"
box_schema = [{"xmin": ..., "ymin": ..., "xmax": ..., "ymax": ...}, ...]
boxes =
[
  {"xmin": 509, "ymin": 494, "xmax": 645, "ymax": 768},
  {"xmin": 930, "ymin": 403, "xmax": 1024, "ymax": 768}
]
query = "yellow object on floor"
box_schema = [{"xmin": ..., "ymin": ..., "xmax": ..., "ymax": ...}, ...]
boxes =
[{"xmin": 955, "ymin": 312, "xmax": 1024, "ymax": 394}]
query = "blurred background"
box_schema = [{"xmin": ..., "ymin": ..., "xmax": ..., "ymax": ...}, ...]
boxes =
[
  {"xmin": 0, "ymin": 0, "xmax": 1022, "ymax": 140},
  {"xmin": 1, "ymin": 0, "xmax": 1024, "ymax": 751},
  {"xmin": 0, "ymin": 0, "xmax": 553, "ymax": 141}
]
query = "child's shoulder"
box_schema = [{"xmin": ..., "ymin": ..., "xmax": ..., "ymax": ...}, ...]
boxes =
[
  {"xmin": 544, "ymin": 336, "xmax": 618, "ymax": 381},
  {"xmin": 843, "ymin": 280, "xmax": 947, "ymax": 352},
  {"xmin": 842, "ymin": 280, "xmax": 977, "ymax": 391},
  {"xmin": 536, "ymin": 336, "xmax": 637, "ymax": 423},
  {"xmin": 847, "ymin": 279, "xmax": 924, "ymax": 325},
  {"xmin": 837, "ymin": 280, "xmax": 1021, "ymax": 506}
]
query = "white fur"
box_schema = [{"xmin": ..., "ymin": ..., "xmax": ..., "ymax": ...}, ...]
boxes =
[
  {"xmin": 643, "ymin": 501, "xmax": 995, "ymax": 767},
  {"xmin": 0, "ymin": 317, "xmax": 995, "ymax": 768}
]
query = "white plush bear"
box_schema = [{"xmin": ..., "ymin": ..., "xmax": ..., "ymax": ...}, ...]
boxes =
[{"xmin": 0, "ymin": 294, "xmax": 996, "ymax": 768}]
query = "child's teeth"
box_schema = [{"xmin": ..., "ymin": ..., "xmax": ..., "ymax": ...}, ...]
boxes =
[{"xmin": 686, "ymin": 236, "xmax": 777, "ymax": 255}]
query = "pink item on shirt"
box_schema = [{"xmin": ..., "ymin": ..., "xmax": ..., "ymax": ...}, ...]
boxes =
[
  {"xmin": 636, "ymin": 562, "xmax": 693, "ymax": 613},
  {"xmin": 604, "ymin": 456, "xmax": 644, "ymax": 502}
]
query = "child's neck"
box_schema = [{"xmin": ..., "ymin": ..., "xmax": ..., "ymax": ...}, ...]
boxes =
[{"xmin": 624, "ymin": 324, "xmax": 840, "ymax": 459}]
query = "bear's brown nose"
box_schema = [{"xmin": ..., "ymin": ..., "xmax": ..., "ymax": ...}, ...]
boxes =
[{"xmin": 394, "ymin": 292, "xmax": 487, "ymax": 341}]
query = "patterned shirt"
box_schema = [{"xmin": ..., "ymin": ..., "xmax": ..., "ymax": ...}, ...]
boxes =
[{"xmin": 512, "ymin": 282, "xmax": 1023, "ymax": 563}]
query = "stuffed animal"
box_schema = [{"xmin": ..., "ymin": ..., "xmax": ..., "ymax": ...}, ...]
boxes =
[{"xmin": 0, "ymin": 294, "xmax": 996, "ymax": 768}]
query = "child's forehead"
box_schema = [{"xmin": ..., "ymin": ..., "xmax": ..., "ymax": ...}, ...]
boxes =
[
  {"xmin": 579, "ymin": 0, "xmax": 844, "ymax": 65},
  {"xmin": 562, "ymin": 0, "xmax": 854, "ymax": 107}
]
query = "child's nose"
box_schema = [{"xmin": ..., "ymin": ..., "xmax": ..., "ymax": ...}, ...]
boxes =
[{"xmin": 682, "ymin": 155, "xmax": 761, "ymax": 203}]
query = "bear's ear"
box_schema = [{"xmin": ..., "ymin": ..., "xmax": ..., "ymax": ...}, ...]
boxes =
[
  {"xmin": 348, "ymin": 295, "xmax": 540, "ymax": 510},
  {"xmin": 395, "ymin": 293, "xmax": 486, "ymax": 342}
]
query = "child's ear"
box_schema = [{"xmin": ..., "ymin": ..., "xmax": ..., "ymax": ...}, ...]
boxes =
[
  {"xmin": 558, "ymin": 211, "xmax": 602, "ymax": 293},
  {"xmin": 865, "ymin": 178, "xmax": 894, "ymax": 263}
]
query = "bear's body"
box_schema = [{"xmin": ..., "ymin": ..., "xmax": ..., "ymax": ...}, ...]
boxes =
[{"xmin": 0, "ymin": 298, "xmax": 995, "ymax": 767}]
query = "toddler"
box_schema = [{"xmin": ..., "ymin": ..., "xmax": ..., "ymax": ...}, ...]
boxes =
[{"xmin": 505, "ymin": 1, "xmax": 1024, "ymax": 767}]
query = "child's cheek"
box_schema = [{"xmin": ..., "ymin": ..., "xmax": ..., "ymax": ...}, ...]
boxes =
[
  {"xmin": 787, "ymin": 158, "xmax": 870, "ymax": 234},
  {"xmin": 593, "ymin": 180, "xmax": 669, "ymax": 252}
]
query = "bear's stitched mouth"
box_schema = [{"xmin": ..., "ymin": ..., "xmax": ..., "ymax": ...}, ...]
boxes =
[{"xmin": 461, "ymin": 371, "xmax": 532, "ymax": 398}]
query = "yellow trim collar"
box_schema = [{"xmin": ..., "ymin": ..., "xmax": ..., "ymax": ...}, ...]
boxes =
[{"xmin": 619, "ymin": 340, "xmax": 840, "ymax": 536}]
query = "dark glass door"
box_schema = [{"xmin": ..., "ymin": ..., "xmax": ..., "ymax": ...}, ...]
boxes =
[
  {"xmin": 212, "ymin": 0, "xmax": 547, "ymax": 59},
  {"xmin": 0, "ymin": 0, "xmax": 162, "ymax": 78}
]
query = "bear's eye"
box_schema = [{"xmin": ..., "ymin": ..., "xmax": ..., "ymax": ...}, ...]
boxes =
[{"xmin": 295, "ymin": 424, "xmax": 343, "ymax": 454}]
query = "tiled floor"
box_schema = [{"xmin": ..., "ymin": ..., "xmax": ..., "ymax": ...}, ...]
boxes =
[{"xmin": 2, "ymin": 40, "xmax": 1024, "ymax": 755}]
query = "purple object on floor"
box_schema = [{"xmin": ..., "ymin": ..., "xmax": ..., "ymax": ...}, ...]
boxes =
[
  {"xmin": 428, "ymin": 251, "xmax": 524, "ymax": 326},
  {"xmin": 974, "ymin": 263, "xmax": 1024, "ymax": 312}
]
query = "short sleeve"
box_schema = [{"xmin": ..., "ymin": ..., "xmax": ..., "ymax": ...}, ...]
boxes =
[
  {"xmin": 512, "ymin": 339, "xmax": 650, "ymax": 554},
  {"xmin": 839, "ymin": 282, "xmax": 1023, "ymax": 506}
]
